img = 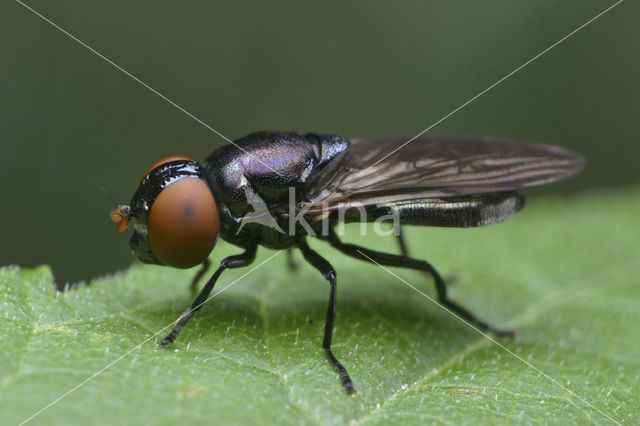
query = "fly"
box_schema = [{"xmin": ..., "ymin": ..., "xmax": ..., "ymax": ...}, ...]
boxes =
[{"xmin": 111, "ymin": 131, "xmax": 584, "ymax": 394}]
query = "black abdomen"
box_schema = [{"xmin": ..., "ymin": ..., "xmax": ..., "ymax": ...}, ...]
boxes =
[{"xmin": 364, "ymin": 192, "xmax": 525, "ymax": 227}]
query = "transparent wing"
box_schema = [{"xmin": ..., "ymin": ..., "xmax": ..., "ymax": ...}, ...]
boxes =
[{"xmin": 306, "ymin": 135, "xmax": 584, "ymax": 209}]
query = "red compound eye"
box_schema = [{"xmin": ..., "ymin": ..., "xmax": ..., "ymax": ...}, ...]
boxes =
[{"xmin": 148, "ymin": 178, "xmax": 219, "ymax": 268}]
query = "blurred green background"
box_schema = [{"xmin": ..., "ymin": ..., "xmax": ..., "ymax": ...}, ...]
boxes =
[{"xmin": 1, "ymin": 0, "xmax": 637, "ymax": 286}]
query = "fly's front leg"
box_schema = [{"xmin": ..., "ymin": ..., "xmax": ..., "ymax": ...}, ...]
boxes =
[
  {"xmin": 297, "ymin": 239, "xmax": 356, "ymax": 395},
  {"xmin": 324, "ymin": 228, "xmax": 514, "ymax": 337},
  {"xmin": 189, "ymin": 258, "xmax": 211, "ymax": 293},
  {"xmin": 160, "ymin": 246, "xmax": 257, "ymax": 347}
]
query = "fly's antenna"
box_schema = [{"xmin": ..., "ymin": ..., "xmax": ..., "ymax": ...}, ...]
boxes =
[
  {"xmin": 95, "ymin": 184, "xmax": 119, "ymax": 207},
  {"xmin": 96, "ymin": 184, "xmax": 132, "ymax": 232}
]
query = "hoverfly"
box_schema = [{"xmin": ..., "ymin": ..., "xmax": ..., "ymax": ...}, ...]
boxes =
[{"xmin": 111, "ymin": 131, "xmax": 584, "ymax": 394}]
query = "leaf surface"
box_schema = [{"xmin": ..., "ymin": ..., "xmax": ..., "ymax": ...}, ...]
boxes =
[{"xmin": 1, "ymin": 188, "xmax": 639, "ymax": 425}]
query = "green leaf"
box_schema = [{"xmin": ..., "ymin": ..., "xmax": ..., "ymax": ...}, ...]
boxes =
[{"xmin": 2, "ymin": 188, "xmax": 639, "ymax": 425}]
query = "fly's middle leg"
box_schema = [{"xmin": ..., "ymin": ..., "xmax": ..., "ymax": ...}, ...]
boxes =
[
  {"xmin": 286, "ymin": 248, "xmax": 298, "ymax": 271},
  {"xmin": 297, "ymin": 238, "xmax": 357, "ymax": 395}
]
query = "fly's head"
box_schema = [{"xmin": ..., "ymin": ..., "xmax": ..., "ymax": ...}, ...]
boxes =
[{"xmin": 111, "ymin": 156, "xmax": 220, "ymax": 269}]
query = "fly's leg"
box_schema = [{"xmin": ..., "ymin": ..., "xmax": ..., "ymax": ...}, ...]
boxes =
[
  {"xmin": 189, "ymin": 258, "xmax": 211, "ymax": 293},
  {"xmin": 160, "ymin": 246, "xmax": 257, "ymax": 347},
  {"xmin": 396, "ymin": 226, "xmax": 409, "ymax": 257},
  {"xmin": 395, "ymin": 226, "xmax": 458, "ymax": 284},
  {"xmin": 298, "ymin": 239, "xmax": 357, "ymax": 395},
  {"xmin": 286, "ymin": 248, "xmax": 298, "ymax": 271},
  {"xmin": 324, "ymin": 228, "xmax": 514, "ymax": 337}
]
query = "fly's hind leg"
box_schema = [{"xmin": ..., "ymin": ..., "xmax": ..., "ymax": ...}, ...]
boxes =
[
  {"xmin": 324, "ymin": 228, "xmax": 514, "ymax": 337},
  {"xmin": 395, "ymin": 226, "xmax": 458, "ymax": 284},
  {"xmin": 396, "ymin": 226, "xmax": 410, "ymax": 257}
]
